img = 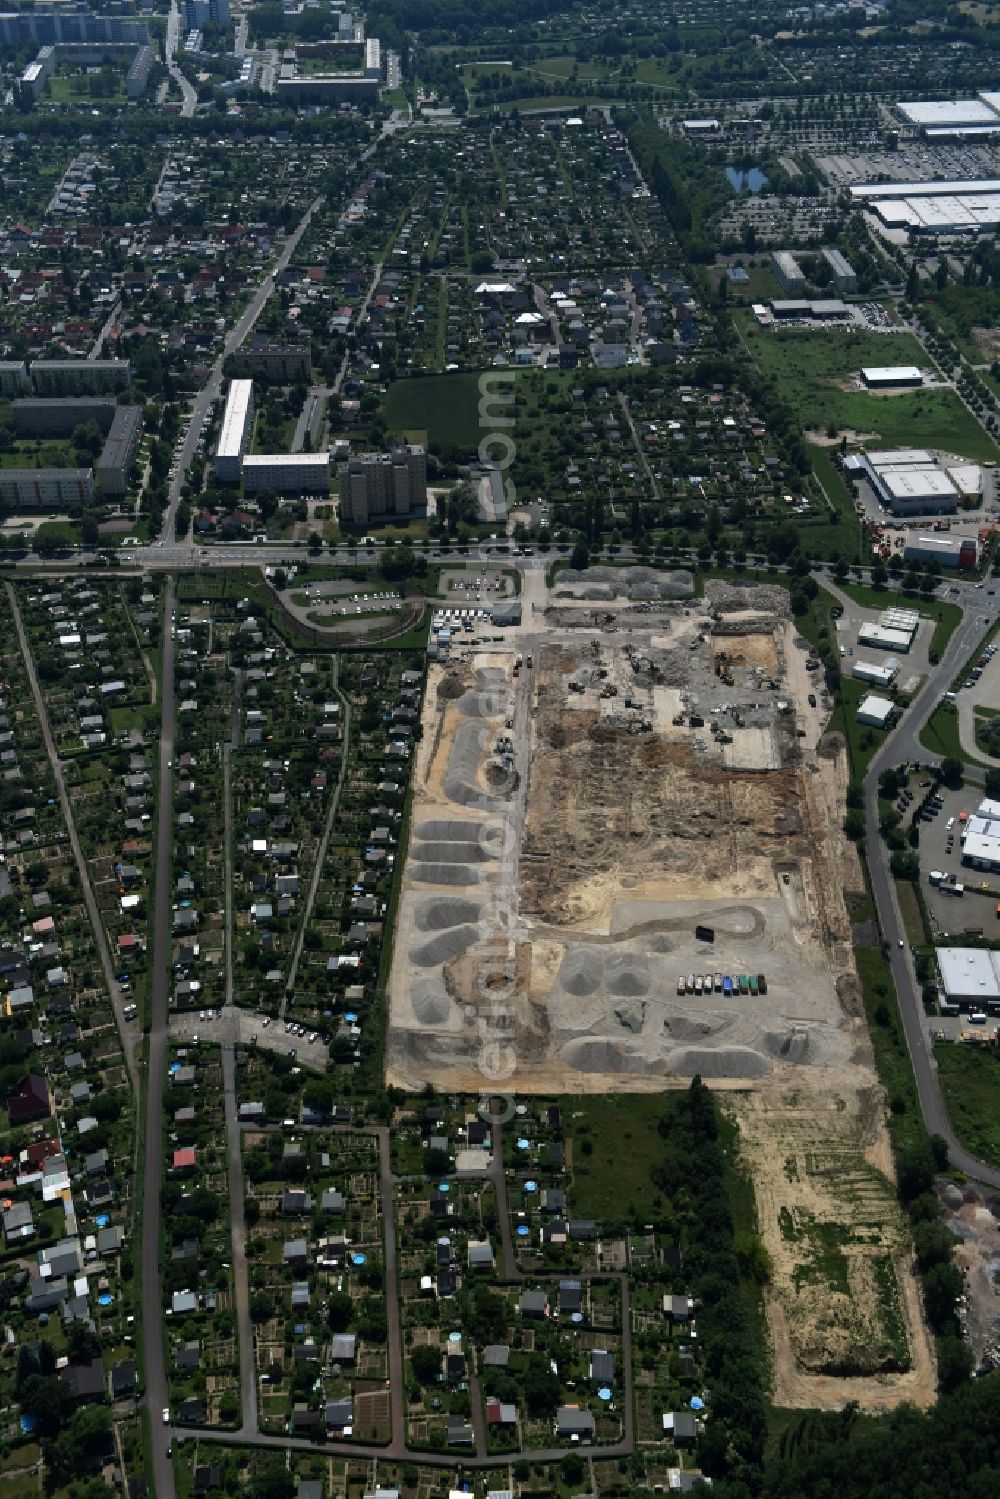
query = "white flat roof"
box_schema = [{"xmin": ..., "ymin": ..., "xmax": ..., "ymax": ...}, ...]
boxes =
[
  {"xmin": 242, "ymin": 452, "xmax": 330, "ymax": 467},
  {"xmin": 978, "ymin": 798, "xmax": 1000, "ymax": 819},
  {"xmin": 857, "ymin": 693, "xmax": 894, "ymax": 725},
  {"xmin": 862, "ymin": 366, "xmax": 922, "ymax": 382},
  {"xmin": 904, "ymin": 533, "xmax": 963, "ymax": 553},
  {"xmin": 884, "ymin": 469, "xmax": 958, "ymax": 501},
  {"xmin": 937, "ymin": 946, "xmax": 1000, "ymax": 1001},
  {"xmin": 217, "ymin": 379, "xmax": 253, "ymax": 460},
  {"xmin": 898, "ymin": 99, "xmax": 1000, "ymax": 127},
  {"xmin": 851, "ymin": 178, "xmax": 1000, "ymax": 199},
  {"xmin": 946, "ymin": 464, "xmax": 983, "ymax": 491},
  {"xmin": 865, "ymin": 448, "xmax": 934, "ymax": 467},
  {"xmin": 852, "ymin": 660, "xmax": 897, "ymax": 683},
  {"xmin": 858, "ymin": 624, "xmax": 912, "ymax": 649},
  {"xmin": 963, "ymin": 816, "xmax": 1000, "ymax": 866}
]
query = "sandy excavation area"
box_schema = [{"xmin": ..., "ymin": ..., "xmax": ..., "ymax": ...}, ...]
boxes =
[{"xmin": 385, "ymin": 577, "xmax": 935, "ymax": 1409}]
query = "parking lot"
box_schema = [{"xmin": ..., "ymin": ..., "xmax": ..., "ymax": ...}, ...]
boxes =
[
  {"xmin": 832, "ymin": 594, "xmax": 934, "ymax": 690},
  {"xmin": 169, "ymin": 1004, "xmax": 329, "ymax": 1070},
  {"xmin": 904, "ymin": 779, "xmax": 1000, "ymax": 939}
]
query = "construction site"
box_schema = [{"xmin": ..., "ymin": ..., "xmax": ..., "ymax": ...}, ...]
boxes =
[{"xmin": 385, "ymin": 573, "xmax": 937, "ymax": 1410}]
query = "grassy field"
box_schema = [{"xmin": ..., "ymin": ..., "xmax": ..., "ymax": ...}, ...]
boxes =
[
  {"xmin": 856, "ymin": 946, "xmax": 927, "ymax": 1157},
  {"xmin": 564, "ymin": 1093, "xmax": 666, "ymax": 1222},
  {"xmin": 806, "ymin": 443, "xmax": 867, "ymax": 562},
  {"xmin": 384, "ymin": 371, "xmax": 484, "ymax": 451},
  {"xmin": 737, "ymin": 313, "xmax": 999, "ymax": 461},
  {"xmin": 935, "ymin": 1043, "xmax": 1000, "ymax": 1167}
]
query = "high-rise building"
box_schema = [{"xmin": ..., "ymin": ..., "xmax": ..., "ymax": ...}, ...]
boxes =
[{"xmin": 338, "ymin": 445, "xmax": 427, "ymax": 527}]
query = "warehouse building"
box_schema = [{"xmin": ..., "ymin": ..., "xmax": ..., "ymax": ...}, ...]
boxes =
[
  {"xmin": 822, "ymin": 247, "xmax": 857, "ymax": 293},
  {"xmin": 215, "ymin": 379, "xmax": 255, "ymax": 483},
  {"xmin": 902, "ymin": 533, "xmax": 976, "ymax": 568},
  {"xmin": 897, "ymin": 98, "xmax": 1000, "ymax": 133},
  {"xmin": 946, "ymin": 463, "xmax": 983, "ymax": 502},
  {"xmin": 30, "ymin": 359, "xmax": 131, "ymax": 396},
  {"xmin": 12, "ymin": 398, "xmax": 116, "ymax": 436},
  {"xmin": 338, "ymin": 445, "xmax": 427, "ymax": 527},
  {"xmin": 857, "ymin": 693, "xmax": 895, "ymax": 728},
  {"xmin": 861, "ymin": 365, "xmax": 923, "ymax": 389},
  {"xmin": 230, "ymin": 342, "xmax": 313, "ymax": 382},
  {"xmin": 961, "ymin": 799, "xmax": 1000, "ymax": 872},
  {"xmin": 96, "ymin": 406, "xmax": 143, "ymax": 497},
  {"xmin": 242, "ymin": 453, "xmax": 330, "ymax": 495},
  {"xmin": 770, "ymin": 298, "xmax": 848, "ymax": 319},
  {"xmin": 770, "ymin": 251, "xmax": 806, "ymax": 293},
  {"xmin": 859, "ymin": 448, "xmax": 959, "ymax": 515},
  {"xmin": 936, "ymin": 947, "xmax": 1000, "ymax": 1010},
  {"xmin": 852, "ymin": 658, "xmax": 899, "ymax": 687},
  {"xmin": 858, "ymin": 623, "xmax": 914, "ymax": 653},
  {"xmin": 0, "ymin": 469, "xmax": 93, "ymax": 511}
]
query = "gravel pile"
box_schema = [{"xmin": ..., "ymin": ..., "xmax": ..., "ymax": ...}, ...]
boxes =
[
  {"xmin": 411, "ymin": 926, "xmax": 479, "ymax": 967},
  {"xmin": 414, "ymin": 896, "xmax": 483, "ymax": 931},
  {"xmin": 705, "ymin": 579, "xmax": 791, "ymax": 618},
  {"xmin": 410, "ymin": 863, "xmax": 485, "ymax": 886},
  {"xmin": 669, "ymin": 1045, "xmax": 772, "ymax": 1079},
  {"xmin": 411, "ymin": 979, "xmax": 455, "ymax": 1026}
]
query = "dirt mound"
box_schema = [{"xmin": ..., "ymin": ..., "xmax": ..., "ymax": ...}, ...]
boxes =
[
  {"xmin": 560, "ymin": 1036, "xmax": 658, "ymax": 1073},
  {"xmin": 764, "ymin": 1027, "xmax": 813, "ymax": 1063},
  {"xmin": 669, "ymin": 1045, "xmax": 771, "ymax": 1079},
  {"xmin": 606, "ymin": 953, "xmax": 651, "ymax": 996},
  {"xmin": 411, "ymin": 979, "xmax": 456, "ymax": 1026},
  {"xmin": 437, "ymin": 671, "xmax": 473, "ymax": 701},
  {"xmin": 662, "ymin": 1014, "xmax": 719, "ymax": 1041},
  {"xmin": 558, "ymin": 949, "xmax": 604, "ymax": 996},
  {"xmin": 410, "ymin": 863, "xmax": 486, "ymax": 886},
  {"xmin": 412, "ymin": 840, "xmax": 492, "ymax": 864},
  {"xmin": 414, "ymin": 819, "xmax": 484, "ymax": 841},
  {"xmin": 414, "ymin": 897, "xmax": 483, "ymax": 931},
  {"xmin": 411, "ymin": 925, "xmax": 479, "ymax": 967}
]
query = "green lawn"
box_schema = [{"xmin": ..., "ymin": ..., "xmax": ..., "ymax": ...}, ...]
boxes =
[
  {"xmin": 737, "ymin": 313, "xmax": 999, "ymax": 462},
  {"xmin": 856, "ymin": 947, "xmax": 927, "ymax": 1157},
  {"xmin": 564, "ymin": 1093, "xmax": 666, "ymax": 1221},
  {"xmin": 920, "ymin": 700, "xmax": 990, "ymax": 770},
  {"xmin": 935, "ymin": 1043, "xmax": 1000, "ymax": 1168},
  {"xmin": 383, "ymin": 371, "xmax": 486, "ymax": 452}
]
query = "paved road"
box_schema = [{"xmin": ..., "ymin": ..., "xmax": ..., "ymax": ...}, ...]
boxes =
[
  {"xmin": 165, "ymin": 1, "xmax": 197, "ymax": 117},
  {"xmin": 280, "ymin": 660, "xmax": 350, "ymax": 1011},
  {"xmin": 141, "ymin": 575, "xmax": 177, "ymax": 1499},
  {"xmin": 5, "ymin": 583, "xmax": 140, "ymax": 1092},
  {"xmin": 161, "ymin": 195, "xmax": 323, "ymax": 542}
]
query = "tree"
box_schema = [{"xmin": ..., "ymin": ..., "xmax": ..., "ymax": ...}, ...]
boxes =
[
  {"xmin": 940, "ymin": 755, "xmax": 964, "ymax": 786},
  {"xmin": 327, "ymin": 1291, "xmax": 354, "ymax": 1333},
  {"xmin": 570, "ymin": 539, "xmax": 590, "ymax": 571},
  {"xmin": 410, "ymin": 1344, "xmax": 442, "ymax": 1385}
]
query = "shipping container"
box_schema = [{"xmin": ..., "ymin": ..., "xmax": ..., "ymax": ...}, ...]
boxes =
[
  {"xmin": 723, "ymin": 976, "xmax": 733, "ymax": 997},
  {"xmin": 757, "ymin": 973, "xmax": 767, "ymax": 995},
  {"xmin": 738, "ymin": 974, "xmax": 749, "ymax": 995}
]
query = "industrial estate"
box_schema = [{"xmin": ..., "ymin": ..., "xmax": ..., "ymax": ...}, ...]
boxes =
[{"xmin": 8, "ymin": 3, "xmax": 1000, "ymax": 1499}]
